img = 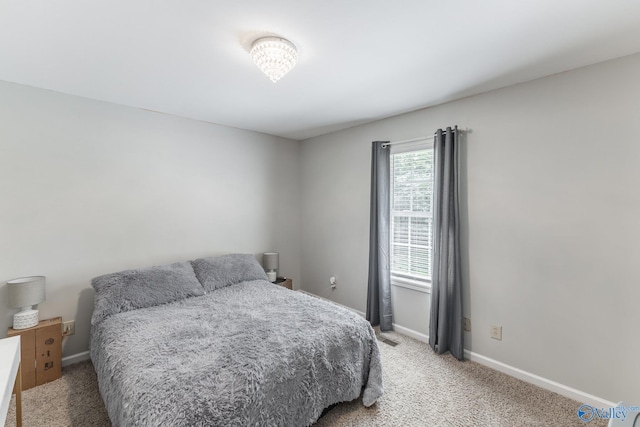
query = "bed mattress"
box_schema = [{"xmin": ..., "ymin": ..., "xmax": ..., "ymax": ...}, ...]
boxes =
[{"xmin": 90, "ymin": 280, "xmax": 383, "ymax": 426}]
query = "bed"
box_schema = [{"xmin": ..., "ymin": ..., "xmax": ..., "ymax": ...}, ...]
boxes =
[{"xmin": 89, "ymin": 254, "xmax": 383, "ymax": 426}]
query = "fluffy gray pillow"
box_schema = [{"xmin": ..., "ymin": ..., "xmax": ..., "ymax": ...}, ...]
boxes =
[
  {"xmin": 190, "ymin": 253, "xmax": 268, "ymax": 292},
  {"xmin": 91, "ymin": 261, "xmax": 205, "ymax": 325}
]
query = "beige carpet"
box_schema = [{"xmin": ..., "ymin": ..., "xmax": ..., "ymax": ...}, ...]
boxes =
[{"xmin": 5, "ymin": 331, "xmax": 605, "ymax": 427}]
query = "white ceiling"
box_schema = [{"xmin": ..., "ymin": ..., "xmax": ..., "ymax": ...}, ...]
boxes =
[{"xmin": 2, "ymin": 1, "xmax": 640, "ymax": 140}]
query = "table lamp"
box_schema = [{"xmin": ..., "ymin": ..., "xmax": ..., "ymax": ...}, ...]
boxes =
[
  {"xmin": 7, "ymin": 276, "xmax": 46, "ymax": 329},
  {"xmin": 263, "ymin": 253, "xmax": 279, "ymax": 282}
]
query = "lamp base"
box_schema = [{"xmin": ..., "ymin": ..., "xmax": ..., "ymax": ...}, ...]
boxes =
[
  {"xmin": 266, "ymin": 271, "xmax": 277, "ymax": 282},
  {"xmin": 13, "ymin": 307, "xmax": 39, "ymax": 329}
]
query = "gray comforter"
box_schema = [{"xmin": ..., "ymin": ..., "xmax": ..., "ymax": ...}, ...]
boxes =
[{"xmin": 90, "ymin": 280, "xmax": 383, "ymax": 426}]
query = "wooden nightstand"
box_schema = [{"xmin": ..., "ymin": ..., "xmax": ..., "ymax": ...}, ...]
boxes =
[
  {"xmin": 7, "ymin": 317, "xmax": 62, "ymax": 390},
  {"xmin": 274, "ymin": 277, "xmax": 292, "ymax": 290}
]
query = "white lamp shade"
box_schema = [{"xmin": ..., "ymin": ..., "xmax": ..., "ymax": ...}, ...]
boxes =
[
  {"xmin": 7, "ymin": 276, "xmax": 46, "ymax": 308},
  {"xmin": 263, "ymin": 253, "xmax": 279, "ymax": 271}
]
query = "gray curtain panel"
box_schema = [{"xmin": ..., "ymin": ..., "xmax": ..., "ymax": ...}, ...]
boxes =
[
  {"xmin": 429, "ymin": 127, "xmax": 464, "ymax": 360},
  {"xmin": 366, "ymin": 141, "xmax": 393, "ymax": 331}
]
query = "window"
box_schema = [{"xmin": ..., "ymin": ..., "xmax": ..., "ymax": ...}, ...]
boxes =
[{"xmin": 390, "ymin": 141, "xmax": 434, "ymax": 291}]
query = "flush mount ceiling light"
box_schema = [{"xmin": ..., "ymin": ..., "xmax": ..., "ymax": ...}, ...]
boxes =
[{"xmin": 250, "ymin": 37, "xmax": 297, "ymax": 83}]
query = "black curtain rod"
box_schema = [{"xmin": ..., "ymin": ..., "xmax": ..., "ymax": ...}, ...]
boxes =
[{"xmin": 381, "ymin": 128, "xmax": 467, "ymax": 148}]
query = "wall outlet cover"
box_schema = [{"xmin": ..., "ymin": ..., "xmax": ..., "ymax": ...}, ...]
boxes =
[
  {"xmin": 63, "ymin": 320, "xmax": 75, "ymax": 336},
  {"xmin": 490, "ymin": 325, "xmax": 502, "ymax": 340}
]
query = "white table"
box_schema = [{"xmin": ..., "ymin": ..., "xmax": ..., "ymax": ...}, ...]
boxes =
[{"xmin": 0, "ymin": 336, "xmax": 21, "ymax": 427}]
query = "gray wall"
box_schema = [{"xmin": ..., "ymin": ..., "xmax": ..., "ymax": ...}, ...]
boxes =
[
  {"xmin": 2, "ymin": 51, "xmax": 638, "ymax": 403},
  {"xmin": 300, "ymin": 53, "xmax": 640, "ymax": 403},
  {"xmin": 0, "ymin": 81, "xmax": 301, "ymax": 357}
]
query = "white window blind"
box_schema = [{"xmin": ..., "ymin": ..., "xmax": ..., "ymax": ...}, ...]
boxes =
[{"xmin": 390, "ymin": 146, "xmax": 434, "ymax": 286}]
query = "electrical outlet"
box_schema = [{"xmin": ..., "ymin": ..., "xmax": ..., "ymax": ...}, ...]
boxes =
[
  {"xmin": 63, "ymin": 320, "xmax": 75, "ymax": 336},
  {"xmin": 330, "ymin": 276, "xmax": 336, "ymax": 289},
  {"xmin": 490, "ymin": 325, "xmax": 502, "ymax": 340},
  {"xmin": 464, "ymin": 317, "xmax": 471, "ymax": 332}
]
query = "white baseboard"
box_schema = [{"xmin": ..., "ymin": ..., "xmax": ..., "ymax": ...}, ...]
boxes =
[
  {"xmin": 292, "ymin": 290, "xmax": 615, "ymax": 408},
  {"xmin": 391, "ymin": 323, "xmax": 429, "ymax": 343},
  {"xmin": 463, "ymin": 350, "xmax": 616, "ymax": 409},
  {"xmin": 62, "ymin": 350, "xmax": 91, "ymax": 367}
]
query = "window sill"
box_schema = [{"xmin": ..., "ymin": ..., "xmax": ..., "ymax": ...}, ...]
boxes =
[{"xmin": 391, "ymin": 278, "xmax": 431, "ymax": 294}]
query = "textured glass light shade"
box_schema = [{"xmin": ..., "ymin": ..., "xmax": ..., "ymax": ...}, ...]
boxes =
[{"xmin": 250, "ymin": 37, "xmax": 297, "ymax": 83}]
